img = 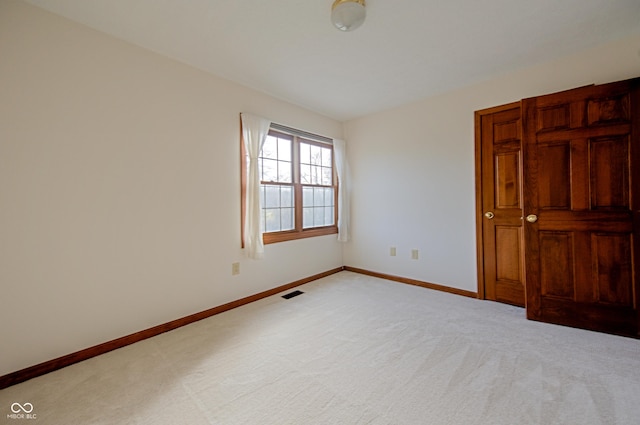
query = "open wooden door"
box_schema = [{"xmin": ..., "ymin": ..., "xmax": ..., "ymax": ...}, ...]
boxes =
[
  {"xmin": 522, "ymin": 79, "xmax": 640, "ymax": 337},
  {"xmin": 476, "ymin": 103, "xmax": 525, "ymax": 307}
]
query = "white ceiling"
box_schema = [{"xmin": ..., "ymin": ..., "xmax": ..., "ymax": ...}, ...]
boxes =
[{"xmin": 24, "ymin": 0, "xmax": 640, "ymax": 121}]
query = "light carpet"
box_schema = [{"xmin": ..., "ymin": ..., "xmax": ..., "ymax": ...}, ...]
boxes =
[{"xmin": 1, "ymin": 271, "xmax": 640, "ymax": 424}]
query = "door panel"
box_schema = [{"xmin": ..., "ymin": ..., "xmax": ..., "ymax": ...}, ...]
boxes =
[
  {"xmin": 476, "ymin": 104, "xmax": 525, "ymax": 307},
  {"xmin": 495, "ymin": 226, "xmax": 522, "ymax": 282},
  {"xmin": 496, "ymin": 152, "xmax": 521, "ymax": 208},
  {"xmin": 523, "ymin": 79, "xmax": 640, "ymax": 337},
  {"xmin": 590, "ymin": 137, "xmax": 630, "ymax": 209},
  {"xmin": 537, "ymin": 143, "xmax": 571, "ymax": 209},
  {"xmin": 539, "ymin": 231, "xmax": 575, "ymax": 299},
  {"xmin": 593, "ymin": 233, "xmax": 633, "ymax": 306},
  {"xmin": 587, "ymin": 93, "xmax": 630, "ymax": 125}
]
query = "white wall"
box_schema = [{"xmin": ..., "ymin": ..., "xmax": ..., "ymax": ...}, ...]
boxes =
[
  {"xmin": 0, "ymin": 0, "xmax": 343, "ymax": 376},
  {"xmin": 343, "ymin": 33, "xmax": 640, "ymax": 292}
]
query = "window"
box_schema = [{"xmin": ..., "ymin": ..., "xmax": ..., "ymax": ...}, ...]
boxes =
[
  {"xmin": 299, "ymin": 139, "xmax": 335, "ymax": 229},
  {"xmin": 242, "ymin": 128, "xmax": 338, "ymax": 244},
  {"xmin": 259, "ymin": 132, "xmax": 294, "ymax": 233}
]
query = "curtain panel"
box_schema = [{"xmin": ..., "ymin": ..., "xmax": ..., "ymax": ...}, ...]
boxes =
[
  {"xmin": 334, "ymin": 139, "xmax": 351, "ymax": 242},
  {"xmin": 241, "ymin": 113, "xmax": 272, "ymax": 259}
]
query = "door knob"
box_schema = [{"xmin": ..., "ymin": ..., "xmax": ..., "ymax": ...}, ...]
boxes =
[
  {"xmin": 526, "ymin": 214, "xmax": 538, "ymax": 223},
  {"xmin": 484, "ymin": 211, "xmax": 495, "ymax": 219}
]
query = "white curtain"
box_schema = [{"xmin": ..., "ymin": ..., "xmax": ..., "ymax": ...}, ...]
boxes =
[
  {"xmin": 241, "ymin": 113, "xmax": 272, "ymax": 259},
  {"xmin": 333, "ymin": 139, "xmax": 351, "ymax": 242}
]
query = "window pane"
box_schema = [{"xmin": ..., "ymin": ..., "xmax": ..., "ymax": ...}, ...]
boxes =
[
  {"xmin": 303, "ymin": 207, "xmax": 313, "ymax": 228},
  {"xmin": 265, "ymin": 208, "xmax": 281, "ymax": 233},
  {"xmin": 314, "ymin": 187, "xmax": 323, "ymax": 205},
  {"xmin": 278, "ymin": 138, "xmax": 291, "ymax": 162},
  {"xmin": 278, "ymin": 161, "xmax": 292, "ymax": 183},
  {"xmin": 301, "ymin": 164, "xmax": 312, "ymax": 184},
  {"xmin": 281, "ymin": 208, "xmax": 294, "ymax": 230},
  {"xmin": 262, "ymin": 159, "xmax": 278, "ymax": 182},
  {"xmin": 281, "ymin": 186, "xmax": 293, "ymax": 208},
  {"xmin": 314, "ymin": 207, "xmax": 324, "ymax": 226},
  {"xmin": 261, "ymin": 134, "xmax": 292, "ymax": 184},
  {"xmin": 300, "ymin": 143, "xmax": 310, "ymax": 165},
  {"xmin": 310, "ymin": 145, "xmax": 322, "ymax": 165},
  {"xmin": 303, "ymin": 186, "xmax": 313, "ymax": 207},
  {"xmin": 311, "ymin": 165, "xmax": 321, "ymax": 185},
  {"xmin": 262, "ymin": 136, "xmax": 278, "ymax": 159},
  {"xmin": 322, "ymin": 167, "xmax": 332, "ymax": 185},
  {"xmin": 322, "ymin": 148, "xmax": 332, "ymax": 167},
  {"xmin": 325, "ymin": 206, "xmax": 334, "ymax": 226},
  {"xmin": 262, "ymin": 184, "xmax": 295, "ymax": 232},
  {"xmin": 325, "ymin": 187, "xmax": 334, "ymax": 206},
  {"xmin": 264, "ymin": 185, "xmax": 279, "ymax": 208}
]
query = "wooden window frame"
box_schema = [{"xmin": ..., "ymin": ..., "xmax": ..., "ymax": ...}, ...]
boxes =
[{"xmin": 241, "ymin": 128, "xmax": 338, "ymax": 246}]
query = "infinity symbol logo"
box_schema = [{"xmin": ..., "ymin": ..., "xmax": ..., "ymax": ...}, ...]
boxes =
[{"xmin": 11, "ymin": 403, "xmax": 34, "ymax": 413}]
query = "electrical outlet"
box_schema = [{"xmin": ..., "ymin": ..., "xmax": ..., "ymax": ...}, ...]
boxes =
[
  {"xmin": 411, "ymin": 249, "xmax": 419, "ymax": 260},
  {"xmin": 390, "ymin": 247, "xmax": 397, "ymax": 257},
  {"xmin": 232, "ymin": 262, "xmax": 240, "ymax": 275}
]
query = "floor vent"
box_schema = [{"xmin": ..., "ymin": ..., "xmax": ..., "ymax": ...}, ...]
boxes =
[{"xmin": 282, "ymin": 290, "xmax": 304, "ymax": 299}]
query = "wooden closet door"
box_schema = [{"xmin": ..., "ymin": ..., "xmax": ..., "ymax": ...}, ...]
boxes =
[
  {"xmin": 476, "ymin": 103, "xmax": 525, "ymax": 307},
  {"xmin": 522, "ymin": 79, "xmax": 640, "ymax": 337}
]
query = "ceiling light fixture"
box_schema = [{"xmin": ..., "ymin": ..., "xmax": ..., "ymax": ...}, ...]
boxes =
[{"xmin": 331, "ymin": 0, "xmax": 366, "ymax": 32}]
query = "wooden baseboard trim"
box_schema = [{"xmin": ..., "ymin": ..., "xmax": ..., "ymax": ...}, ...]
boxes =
[
  {"xmin": 344, "ymin": 266, "xmax": 478, "ymax": 299},
  {"xmin": 0, "ymin": 267, "xmax": 344, "ymax": 390}
]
